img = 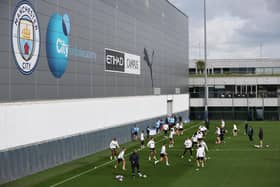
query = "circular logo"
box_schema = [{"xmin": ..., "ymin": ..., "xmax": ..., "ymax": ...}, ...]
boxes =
[
  {"xmin": 11, "ymin": 1, "xmax": 40, "ymax": 75},
  {"xmin": 46, "ymin": 13, "xmax": 70, "ymax": 78}
]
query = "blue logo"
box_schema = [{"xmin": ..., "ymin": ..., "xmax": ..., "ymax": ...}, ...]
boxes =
[{"xmin": 46, "ymin": 13, "xmax": 70, "ymax": 78}]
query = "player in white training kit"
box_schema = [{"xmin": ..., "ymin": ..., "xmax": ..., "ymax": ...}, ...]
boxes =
[
  {"xmin": 169, "ymin": 128, "xmax": 175, "ymax": 148},
  {"xmin": 140, "ymin": 130, "xmax": 145, "ymax": 149},
  {"xmin": 175, "ymin": 122, "xmax": 180, "ymax": 135},
  {"xmin": 178, "ymin": 122, "xmax": 184, "ymax": 135},
  {"xmin": 198, "ymin": 139, "xmax": 209, "ymax": 162},
  {"xmin": 109, "ymin": 138, "xmax": 120, "ymax": 160},
  {"xmin": 197, "ymin": 131, "xmax": 204, "ymax": 141},
  {"xmin": 215, "ymin": 126, "xmax": 221, "ymax": 144},
  {"xmin": 232, "ymin": 124, "xmax": 238, "ymax": 136},
  {"xmin": 114, "ymin": 147, "xmax": 126, "ymax": 170},
  {"xmin": 196, "ymin": 144, "xmax": 205, "ymax": 168},
  {"xmin": 221, "ymin": 119, "xmax": 225, "ymax": 129},
  {"xmin": 198, "ymin": 139, "xmax": 208, "ymax": 152},
  {"xmin": 163, "ymin": 123, "xmax": 169, "ymax": 137},
  {"xmin": 147, "ymin": 138, "xmax": 157, "ymax": 161},
  {"xmin": 181, "ymin": 137, "xmax": 193, "ymax": 160},
  {"xmin": 192, "ymin": 132, "xmax": 198, "ymax": 147},
  {"xmin": 199, "ymin": 125, "xmax": 208, "ymax": 136},
  {"xmin": 155, "ymin": 143, "xmax": 170, "ymax": 166}
]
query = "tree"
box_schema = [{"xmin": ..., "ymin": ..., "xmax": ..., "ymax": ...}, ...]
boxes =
[{"xmin": 196, "ymin": 60, "xmax": 205, "ymax": 74}]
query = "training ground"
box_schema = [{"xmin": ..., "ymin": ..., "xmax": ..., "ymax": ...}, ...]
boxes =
[{"xmin": 1, "ymin": 121, "xmax": 280, "ymax": 187}]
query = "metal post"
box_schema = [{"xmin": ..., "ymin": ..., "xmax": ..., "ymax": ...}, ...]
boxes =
[
  {"xmin": 256, "ymin": 85, "xmax": 258, "ymax": 98},
  {"xmin": 278, "ymin": 89, "xmax": 280, "ymax": 120},
  {"xmin": 247, "ymin": 92, "xmax": 250, "ymax": 120},
  {"xmin": 262, "ymin": 93, "xmax": 264, "ymax": 120},
  {"xmin": 203, "ymin": 0, "xmax": 208, "ymax": 121},
  {"xmin": 232, "ymin": 92, "xmax": 234, "ymax": 120}
]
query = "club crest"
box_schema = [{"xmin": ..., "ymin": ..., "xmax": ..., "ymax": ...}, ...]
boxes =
[{"xmin": 11, "ymin": 1, "xmax": 40, "ymax": 75}]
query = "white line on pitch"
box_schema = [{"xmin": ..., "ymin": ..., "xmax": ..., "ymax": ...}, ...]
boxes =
[{"xmin": 50, "ymin": 122, "xmax": 202, "ymax": 187}]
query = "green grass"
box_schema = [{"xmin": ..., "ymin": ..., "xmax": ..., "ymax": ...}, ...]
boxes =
[{"xmin": 2, "ymin": 121, "xmax": 280, "ymax": 187}]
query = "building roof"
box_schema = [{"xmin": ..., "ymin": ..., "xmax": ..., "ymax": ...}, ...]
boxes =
[{"xmin": 189, "ymin": 58, "xmax": 280, "ymax": 68}]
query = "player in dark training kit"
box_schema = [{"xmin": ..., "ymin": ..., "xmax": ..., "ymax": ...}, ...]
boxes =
[{"xmin": 129, "ymin": 150, "xmax": 142, "ymax": 177}]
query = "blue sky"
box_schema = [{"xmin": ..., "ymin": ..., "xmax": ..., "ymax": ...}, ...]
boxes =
[{"xmin": 169, "ymin": 0, "xmax": 280, "ymax": 59}]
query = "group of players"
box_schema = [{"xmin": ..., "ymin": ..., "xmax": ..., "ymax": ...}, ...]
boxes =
[
  {"xmin": 110, "ymin": 119, "xmax": 265, "ymax": 180},
  {"xmin": 109, "ymin": 118, "xmax": 211, "ymax": 177}
]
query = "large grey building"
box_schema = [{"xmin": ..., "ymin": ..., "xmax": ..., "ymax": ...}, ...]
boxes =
[{"xmin": 0, "ymin": 0, "xmax": 189, "ymax": 184}]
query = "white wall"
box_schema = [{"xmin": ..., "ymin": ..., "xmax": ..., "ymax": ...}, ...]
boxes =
[
  {"xmin": 0, "ymin": 94, "xmax": 189, "ymax": 151},
  {"xmin": 173, "ymin": 94, "xmax": 189, "ymax": 112}
]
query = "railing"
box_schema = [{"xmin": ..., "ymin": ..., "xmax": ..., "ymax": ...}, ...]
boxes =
[{"xmin": 190, "ymin": 91, "xmax": 278, "ymax": 98}]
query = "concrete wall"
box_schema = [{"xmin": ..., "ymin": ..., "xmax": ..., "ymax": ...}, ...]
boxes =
[{"xmin": 0, "ymin": 94, "xmax": 189, "ymax": 151}]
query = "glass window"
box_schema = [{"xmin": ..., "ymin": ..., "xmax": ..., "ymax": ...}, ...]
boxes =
[
  {"xmin": 256, "ymin": 68, "xmax": 264, "ymax": 74},
  {"xmin": 214, "ymin": 68, "xmax": 221, "ymax": 74},
  {"xmin": 189, "ymin": 68, "xmax": 196, "ymax": 74},
  {"xmin": 264, "ymin": 68, "xmax": 273, "ymax": 74},
  {"xmin": 273, "ymin": 67, "xmax": 280, "ymax": 74}
]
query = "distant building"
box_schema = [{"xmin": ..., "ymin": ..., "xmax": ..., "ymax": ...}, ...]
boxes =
[{"xmin": 189, "ymin": 59, "xmax": 280, "ymax": 120}]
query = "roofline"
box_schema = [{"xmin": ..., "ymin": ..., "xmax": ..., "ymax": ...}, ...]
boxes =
[
  {"xmin": 190, "ymin": 58, "xmax": 280, "ymax": 61},
  {"xmin": 166, "ymin": 0, "xmax": 188, "ymax": 18},
  {"xmin": 189, "ymin": 58, "xmax": 280, "ymax": 68}
]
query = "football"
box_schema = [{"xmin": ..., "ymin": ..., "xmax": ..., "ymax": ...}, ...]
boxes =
[
  {"xmin": 143, "ymin": 174, "xmax": 147, "ymax": 178},
  {"xmin": 115, "ymin": 175, "xmax": 124, "ymax": 182}
]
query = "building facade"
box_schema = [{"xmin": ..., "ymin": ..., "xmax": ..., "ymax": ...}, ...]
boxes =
[
  {"xmin": 0, "ymin": 0, "xmax": 189, "ymax": 184},
  {"xmin": 189, "ymin": 59, "xmax": 280, "ymax": 120}
]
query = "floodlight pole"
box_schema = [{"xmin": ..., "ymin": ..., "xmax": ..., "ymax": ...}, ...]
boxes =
[{"xmin": 204, "ymin": 0, "xmax": 208, "ymax": 121}]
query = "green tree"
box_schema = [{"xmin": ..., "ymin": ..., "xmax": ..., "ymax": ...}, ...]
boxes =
[{"xmin": 196, "ymin": 60, "xmax": 205, "ymax": 74}]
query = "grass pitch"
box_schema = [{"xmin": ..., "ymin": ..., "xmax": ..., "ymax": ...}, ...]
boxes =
[{"xmin": 2, "ymin": 121, "xmax": 280, "ymax": 187}]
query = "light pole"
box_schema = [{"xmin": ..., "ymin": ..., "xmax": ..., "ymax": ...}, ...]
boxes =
[
  {"xmin": 203, "ymin": 0, "xmax": 208, "ymax": 121},
  {"xmin": 278, "ymin": 89, "xmax": 280, "ymax": 120}
]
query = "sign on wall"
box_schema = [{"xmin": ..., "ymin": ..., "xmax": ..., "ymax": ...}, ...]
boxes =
[
  {"xmin": 46, "ymin": 13, "xmax": 70, "ymax": 78},
  {"xmin": 11, "ymin": 0, "xmax": 40, "ymax": 75},
  {"xmin": 105, "ymin": 48, "xmax": 140, "ymax": 75}
]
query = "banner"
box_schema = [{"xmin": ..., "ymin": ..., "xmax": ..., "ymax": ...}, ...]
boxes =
[
  {"xmin": 149, "ymin": 129, "xmax": 157, "ymax": 136},
  {"xmin": 105, "ymin": 48, "xmax": 140, "ymax": 75}
]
